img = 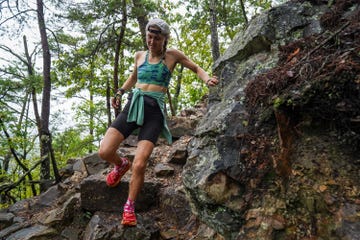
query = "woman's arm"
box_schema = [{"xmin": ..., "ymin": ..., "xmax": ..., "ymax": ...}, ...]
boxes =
[
  {"xmin": 172, "ymin": 49, "xmax": 218, "ymax": 86},
  {"xmin": 120, "ymin": 51, "xmax": 141, "ymax": 91},
  {"xmin": 112, "ymin": 52, "xmax": 141, "ymax": 109}
]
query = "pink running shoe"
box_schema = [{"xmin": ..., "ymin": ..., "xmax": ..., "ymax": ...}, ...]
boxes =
[
  {"xmin": 106, "ymin": 158, "xmax": 130, "ymax": 187},
  {"xmin": 121, "ymin": 211, "xmax": 137, "ymax": 226}
]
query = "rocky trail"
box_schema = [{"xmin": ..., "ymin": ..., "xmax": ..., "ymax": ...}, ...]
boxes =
[{"xmin": 0, "ymin": 102, "xmax": 218, "ymax": 240}]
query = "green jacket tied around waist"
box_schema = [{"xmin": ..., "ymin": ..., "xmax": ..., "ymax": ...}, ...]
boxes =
[{"xmin": 127, "ymin": 88, "xmax": 172, "ymax": 144}]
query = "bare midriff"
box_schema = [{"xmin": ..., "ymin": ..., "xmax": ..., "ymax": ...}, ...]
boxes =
[{"xmin": 135, "ymin": 83, "xmax": 167, "ymax": 93}]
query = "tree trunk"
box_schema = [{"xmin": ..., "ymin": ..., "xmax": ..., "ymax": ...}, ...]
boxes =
[
  {"xmin": 24, "ymin": 35, "xmax": 42, "ymax": 137},
  {"xmin": 132, "ymin": 0, "xmax": 148, "ymax": 49},
  {"xmin": 106, "ymin": 77, "xmax": 111, "ymax": 126},
  {"xmin": 89, "ymin": 73, "xmax": 94, "ymax": 153},
  {"xmin": 112, "ymin": 0, "xmax": 127, "ymax": 119},
  {"xmin": 36, "ymin": 0, "xmax": 59, "ymax": 192},
  {"xmin": 239, "ymin": 0, "xmax": 248, "ymax": 26},
  {"xmin": 22, "ymin": 35, "xmax": 38, "ymax": 196},
  {"xmin": 209, "ymin": 0, "xmax": 220, "ymax": 62},
  {"xmin": 172, "ymin": 65, "xmax": 184, "ymax": 115}
]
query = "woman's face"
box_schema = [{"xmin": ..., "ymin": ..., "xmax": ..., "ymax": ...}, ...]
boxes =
[{"xmin": 146, "ymin": 27, "xmax": 166, "ymax": 53}]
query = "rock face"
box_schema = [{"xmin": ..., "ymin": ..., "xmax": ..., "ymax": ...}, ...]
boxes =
[{"xmin": 183, "ymin": 0, "xmax": 360, "ymax": 239}]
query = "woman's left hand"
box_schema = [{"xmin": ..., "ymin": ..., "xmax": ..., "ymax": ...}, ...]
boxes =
[{"xmin": 206, "ymin": 76, "xmax": 219, "ymax": 87}]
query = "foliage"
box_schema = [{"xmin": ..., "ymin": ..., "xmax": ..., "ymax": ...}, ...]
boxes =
[{"xmin": 52, "ymin": 128, "xmax": 94, "ymax": 167}]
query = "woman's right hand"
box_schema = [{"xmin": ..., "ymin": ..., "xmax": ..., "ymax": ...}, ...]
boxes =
[
  {"xmin": 111, "ymin": 93, "xmax": 122, "ymax": 109},
  {"xmin": 112, "ymin": 88, "xmax": 125, "ymax": 109}
]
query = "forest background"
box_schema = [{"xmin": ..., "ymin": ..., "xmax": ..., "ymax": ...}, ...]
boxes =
[{"xmin": 0, "ymin": 0, "xmax": 283, "ymax": 207}]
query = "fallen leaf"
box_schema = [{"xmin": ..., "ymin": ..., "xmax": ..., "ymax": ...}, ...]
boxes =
[
  {"xmin": 287, "ymin": 48, "xmax": 300, "ymax": 62},
  {"xmin": 319, "ymin": 185, "xmax": 327, "ymax": 192}
]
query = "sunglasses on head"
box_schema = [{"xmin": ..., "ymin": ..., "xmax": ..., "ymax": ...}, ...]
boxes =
[{"xmin": 148, "ymin": 27, "xmax": 162, "ymax": 35}]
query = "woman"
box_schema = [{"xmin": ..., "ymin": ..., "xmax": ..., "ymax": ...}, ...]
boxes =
[{"xmin": 98, "ymin": 18, "xmax": 219, "ymax": 226}]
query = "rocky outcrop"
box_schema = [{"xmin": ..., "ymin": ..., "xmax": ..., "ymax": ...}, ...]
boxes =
[{"xmin": 183, "ymin": 0, "xmax": 360, "ymax": 239}]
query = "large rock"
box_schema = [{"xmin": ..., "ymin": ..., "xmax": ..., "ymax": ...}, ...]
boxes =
[
  {"xmin": 0, "ymin": 223, "xmax": 30, "ymax": 239},
  {"xmin": 38, "ymin": 193, "xmax": 80, "ymax": 228},
  {"xmin": 5, "ymin": 224, "xmax": 58, "ymax": 240},
  {"xmin": 213, "ymin": 1, "xmax": 326, "ymax": 70},
  {"xmin": 80, "ymin": 172, "xmax": 161, "ymax": 213},
  {"xmin": 0, "ymin": 212, "xmax": 14, "ymax": 230},
  {"xmin": 82, "ymin": 211, "xmax": 159, "ymax": 240},
  {"xmin": 82, "ymin": 153, "xmax": 110, "ymax": 175},
  {"xmin": 159, "ymin": 188, "xmax": 192, "ymax": 228},
  {"xmin": 182, "ymin": 1, "xmax": 360, "ymax": 239}
]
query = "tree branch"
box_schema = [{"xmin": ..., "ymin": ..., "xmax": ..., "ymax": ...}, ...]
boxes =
[
  {"xmin": 0, "ymin": 44, "xmax": 29, "ymax": 66},
  {"xmin": 300, "ymin": 21, "xmax": 351, "ymax": 63},
  {"xmin": 0, "ymin": 9, "xmax": 35, "ymax": 26},
  {"xmin": 0, "ymin": 117, "xmax": 29, "ymax": 172},
  {"xmin": 0, "ymin": 157, "xmax": 43, "ymax": 193}
]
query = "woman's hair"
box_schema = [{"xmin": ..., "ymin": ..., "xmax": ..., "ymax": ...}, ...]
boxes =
[{"xmin": 162, "ymin": 39, "xmax": 168, "ymax": 59}]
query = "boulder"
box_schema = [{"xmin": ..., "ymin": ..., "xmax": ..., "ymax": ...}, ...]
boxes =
[
  {"xmin": 183, "ymin": 0, "xmax": 360, "ymax": 239},
  {"xmin": 80, "ymin": 172, "xmax": 160, "ymax": 213},
  {"xmin": 6, "ymin": 224, "xmax": 57, "ymax": 240},
  {"xmin": 0, "ymin": 212, "xmax": 14, "ymax": 230}
]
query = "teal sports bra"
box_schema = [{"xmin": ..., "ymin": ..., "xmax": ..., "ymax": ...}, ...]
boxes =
[{"xmin": 137, "ymin": 52, "xmax": 172, "ymax": 88}]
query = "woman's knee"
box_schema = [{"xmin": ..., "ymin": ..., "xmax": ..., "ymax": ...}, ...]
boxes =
[
  {"xmin": 132, "ymin": 160, "xmax": 147, "ymax": 174},
  {"xmin": 98, "ymin": 128, "xmax": 124, "ymax": 161},
  {"xmin": 98, "ymin": 140, "xmax": 118, "ymax": 161},
  {"xmin": 98, "ymin": 145, "xmax": 112, "ymax": 161}
]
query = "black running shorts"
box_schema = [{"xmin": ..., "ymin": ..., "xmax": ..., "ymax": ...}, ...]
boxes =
[{"xmin": 110, "ymin": 94, "xmax": 164, "ymax": 145}]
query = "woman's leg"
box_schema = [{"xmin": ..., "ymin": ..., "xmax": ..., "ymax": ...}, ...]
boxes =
[
  {"xmin": 99, "ymin": 98, "xmax": 135, "ymax": 166},
  {"xmin": 128, "ymin": 140, "xmax": 155, "ymax": 201},
  {"xmin": 98, "ymin": 127, "xmax": 125, "ymax": 166},
  {"xmin": 122, "ymin": 139, "xmax": 154, "ymax": 226},
  {"xmin": 99, "ymin": 127, "xmax": 131, "ymax": 187}
]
